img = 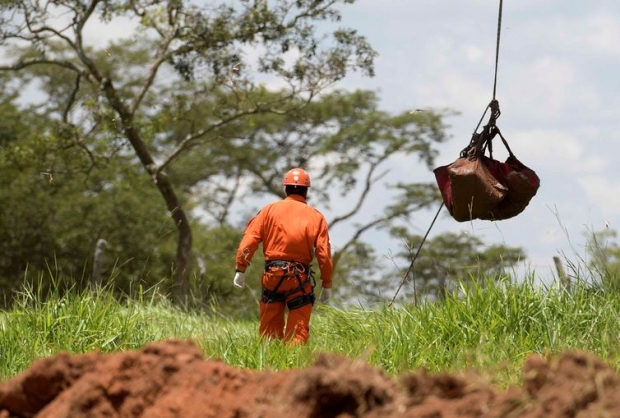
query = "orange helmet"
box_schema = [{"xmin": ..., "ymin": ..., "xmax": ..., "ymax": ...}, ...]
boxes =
[{"xmin": 283, "ymin": 168, "xmax": 311, "ymax": 187}]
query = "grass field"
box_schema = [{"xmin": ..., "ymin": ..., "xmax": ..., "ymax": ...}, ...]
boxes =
[{"xmin": 1, "ymin": 276, "xmax": 619, "ymax": 388}]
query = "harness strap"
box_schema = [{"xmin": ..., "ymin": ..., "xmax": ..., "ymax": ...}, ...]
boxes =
[
  {"xmin": 261, "ymin": 260, "xmax": 315, "ymax": 305},
  {"xmin": 265, "ymin": 260, "xmax": 309, "ymax": 272},
  {"xmin": 287, "ymin": 293, "xmax": 315, "ymax": 310},
  {"xmin": 461, "ymin": 100, "xmax": 503, "ymax": 161}
]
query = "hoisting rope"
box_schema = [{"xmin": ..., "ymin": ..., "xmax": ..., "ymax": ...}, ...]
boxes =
[
  {"xmin": 464, "ymin": 0, "xmax": 504, "ymax": 159},
  {"xmin": 388, "ymin": 202, "xmax": 443, "ymax": 307},
  {"xmin": 492, "ymin": 0, "xmax": 503, "ymax": 101},
  {"xmin": 388, "ymin": 0, "xmax": 505, "ymax": 307}
]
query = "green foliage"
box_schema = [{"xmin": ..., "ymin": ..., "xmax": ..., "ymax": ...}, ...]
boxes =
[
  {"xmin": 330, "ymin": 241, "xmax": 385, "ymax": 304},
  {"xmin": 0, "ymin": 279, "xmax": 235, "ymax": 379},
  {"xmin": 189, "ymin": 223, "xmax": 261, "ymax": 317},
  {"xmin": 382, "ymin": 230, "xmax": 525, "ymax": 303},
  {"xmin": 165, "ymin": 88, "xmax": 450, "ymax": 214},
  {"xmin": 0, "ymin": 92, "xmax": 176, "ymax": 297},
  {"xmin": 585, "ymin": 228, "xmax": 620, "ymax": 291},
  {"xmin": 3, "ymin": 278, "xmax": 620, "ymax": 388}
]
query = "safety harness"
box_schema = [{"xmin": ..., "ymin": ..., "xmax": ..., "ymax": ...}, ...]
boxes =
[{"xmin": 261, "ymin": 260, "xmax": 316, "ymax": 310}]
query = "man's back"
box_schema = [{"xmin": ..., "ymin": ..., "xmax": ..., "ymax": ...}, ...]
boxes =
[
  {"xmin": 235, "ymin": 194, "xmax": 332, "ymax": 288},
  {"xmin": 260, "ymin": 195, "xmax": 325, "ymax": 265}
]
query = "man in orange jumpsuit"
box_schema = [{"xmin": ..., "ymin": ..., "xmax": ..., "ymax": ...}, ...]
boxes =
[{"xmin": 233, "ymin": 168, "xmax": 333, "ymax": 345}]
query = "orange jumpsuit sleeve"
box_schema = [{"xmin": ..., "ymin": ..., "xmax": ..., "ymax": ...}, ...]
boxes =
[
  {"xmin": 235, "ymin": 210, "xmax": 264, "ymax": 273},
  {"xmin": 314, "ymin": 216, "xmax": 333, "ymax": 289}
]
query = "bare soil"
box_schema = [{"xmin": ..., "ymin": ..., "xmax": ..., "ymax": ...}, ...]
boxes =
[{"xmin": 1, "ymin": 339, "xmax": 619, "ymax": 417}]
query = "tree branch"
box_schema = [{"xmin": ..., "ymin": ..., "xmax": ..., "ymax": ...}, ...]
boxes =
[
  {"xmin": 130, "ymin": 28, "xmax": 177, "ymax": 115},
  {"xmin": 217, "ymin": 171, "xmax": 242, "ymax": 225},
  {"xmin": 72, "ymin": 0, "xmax": 105, "ymax": 83},
  {"xmin": 157, "ymin": 108, "xmax": 261, "ymax": 174},
  {"xmin": 62, "ymin": 73, "xmax": 81, "ymax": 123},
  {"xmin": 328, "ymin": 157, "xmax": 390, "ymax": 228},
  {"xmin": 331, "ymin": 217, "xmax": 386, "ymax": 269},
  {"xmin": 75, "ymin": 0, "xmax": 100, "ymax": 48},
  {"xmin": 288, "ymin": 0, "xmax": 339, "ymax": 29},
  {"xmin": 0, "ymin": 58, "xmax": 81, "ymax": 73},
  {"xmin": 331, "ymin": 192, "xmax": 439, "ymax": 270},
  {"xmin": 246, "ymin": 164, "xmax": 283, "ymax": 197}
]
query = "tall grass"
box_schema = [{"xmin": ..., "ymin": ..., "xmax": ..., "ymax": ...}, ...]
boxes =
[{"xmin": 2, "ymin": 276, "xmax": 620, "ymax": 387}]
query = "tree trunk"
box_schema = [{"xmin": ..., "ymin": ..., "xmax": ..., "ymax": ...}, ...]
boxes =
[
  {"xmin": 156, "ymin": 170, "xmax": 193, "ymax": 305},
  {"xmin": 553, "ymin": 256, "xmax": 570, "ymax": 291},
  {"xmin": 102, "ymin": 80, "xmax": 192, "ymax": 304},
  {"xmin": 91, "ymin": 238, "xmax": 107, "ymax": 292}
]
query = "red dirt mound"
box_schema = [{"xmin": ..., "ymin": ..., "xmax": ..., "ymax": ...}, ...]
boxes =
[{"xmin": 0, "ymin": 339, "xmax": 619, "ymax": 418}]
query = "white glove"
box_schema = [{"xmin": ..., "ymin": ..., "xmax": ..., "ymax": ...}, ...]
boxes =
[
  {"xmin": 233, "ymin": 272, "xmax": 245, "ymax": 289},
  {"xmin": 319, "ymin": 288, "xmax": 332, "ymax": 303}
]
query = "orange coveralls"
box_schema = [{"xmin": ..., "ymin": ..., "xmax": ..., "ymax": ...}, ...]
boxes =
[{"xmin": 235, "ymin": 194, "xmax": 333, "ymax": 345}]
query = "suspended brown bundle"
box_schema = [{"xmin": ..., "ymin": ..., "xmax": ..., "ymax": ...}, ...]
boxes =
[{"xmin": 434, "ymin": 105, "xmax": 540, "ymax": 222}]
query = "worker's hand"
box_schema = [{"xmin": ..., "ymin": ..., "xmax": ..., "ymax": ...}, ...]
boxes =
[
  {"xmin": 233, "ymin": 271, "xmax": 245, "ymax": 289},
  {"xmin": 319, "ymin": 287, "xmax": 332, "ymax": 303}
]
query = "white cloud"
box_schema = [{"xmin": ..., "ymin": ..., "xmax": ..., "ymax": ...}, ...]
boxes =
[
  {"xmin": 504, "ymin": 58, "xmax": 577, "ymax": 120},
  {"xmin": 527, "ymin": 13, "xmax": 620, "ymax": 57},
  {"xmin": 82, "ymin": 17, "xmax": 139, "ymax": 48},
  {"xmin": 578, "ymin": 176, "xmax": 620, "ymax": 217},
  {"xmin": 507, "ymin": 128, "xmax": 608, "ymax": 175},
  {"xmin": 37, "ymin": 4, "xmax": 139, "ymax": 49},
  {"xmin": 583, "ymin": 15, "xmax": 620, "ymax": 55},
  {"xmin": 413, "ymin": 70, "xmax": 488, "ymax": 113},
  {"xmin": 464, "ymin": 45, "xmax": 485, "ymax": 63}
]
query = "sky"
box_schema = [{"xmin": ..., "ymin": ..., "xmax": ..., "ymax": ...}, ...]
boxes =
[
  {"xmin": 325, "ymin": 0, "xmax": 620, "ymax": 283},
  {"xmin": 6, "ymin": 0, "xmax": 619, "ymax": 285}
]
